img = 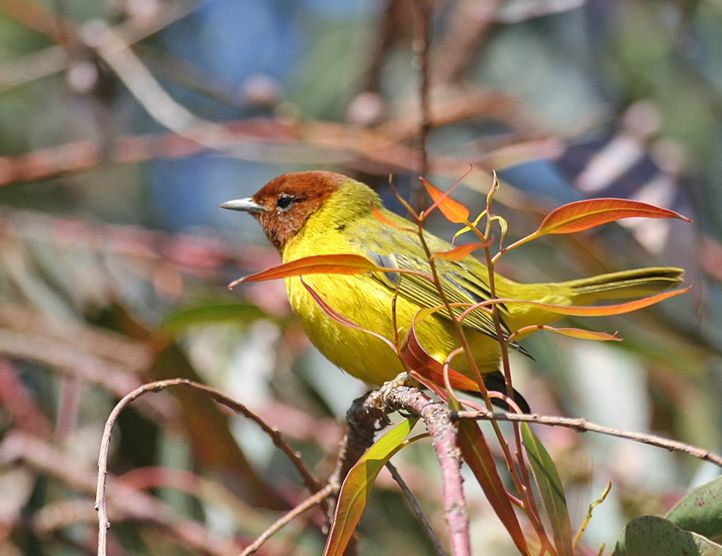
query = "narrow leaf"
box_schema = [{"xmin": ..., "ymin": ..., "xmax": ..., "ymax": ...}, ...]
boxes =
[
  {"xmin": 229, "ymin": 254, "xmax": 381, "ymax": 288},
  {"xmin": 512, "ymin": 325, "xmax": 621, "ymax": 342},
  {"xmin": 458, "ymin": 421, "xmax": 529, "ymax": 554},
  {"xmin": 536, "ymin": 198, "xmax": 691, "ymax": 236},
  {"xmin": 371, "ymin": 205, "xmax": 416, "ymax": 232},
  {"xmin": 301, "ymin": 279, "xmax": 398, "ymax": 353},
  {"xmin": 324, "ymin": 418, "xmax": 419, "ymax": 556},
  {"xmin": 420, "ymin": 177, "xmax": 470, "ymax": 224},
  {"xmin": 400, "ymin": 308, "xmax": 484, "ymax": 393},
  {"xmin": 521, "ymin": 423, "xmax": 574, "ymax": 556},
  {"xmin": 501, "ymin": 287, "xmax": 688, "ymax": 317},
  {"xmin": 431, "ymin": 242, "xmax": 484, "ymax": 261},
  {"xmin": 161, "ymin": 301, "xmax": 266, "ymax": 334}
]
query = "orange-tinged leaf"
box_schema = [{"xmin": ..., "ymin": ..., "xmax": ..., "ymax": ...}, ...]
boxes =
[
  {"xmin": 457, "ymin": 421, "xmax": 529, "ymax": 554},
  {"xmin": 400, "ymin": 307, "xmax": 484, "ymax": 393},
  {"xmin": 228, "ymin": 254, "xmax": 380, "ymax": 288},
  {"xmin": 513, "ymin": 325, "xmax": 621, "ymax": 342},
  {"xmin": 536, "ymin": 198, "xmax": 691, "ymax": 236},
  {"xmin": 324, "ymin": 418, "xmax": 418, "ymax": 556},
  {"xmin": 301, "ymin": 279, "xmax": 398, "ymax": 353},
  {"xmin": 371, "ymin": 204, "xmax": 415, "ymax": 232},
  {"xmin": 420, "ymin": 177, "xmax": 470, "ymax": 224},
  {"xmin": 501, "ymin": 287, "xmax": 688, "ymax": 317},
  {"xmin": 431, "ymin": 242, "xmax": 484, "ymax": 261}
]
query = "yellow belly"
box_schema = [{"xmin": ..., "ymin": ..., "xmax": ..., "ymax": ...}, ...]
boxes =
[{"xmin": 285, "ymin": 272, "xmax": 501, "ymax": 386}]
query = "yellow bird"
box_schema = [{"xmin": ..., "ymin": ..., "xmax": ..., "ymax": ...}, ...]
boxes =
[{"xmin": 222, "ymin": 171, "xmax": 683, "ymax": 407}]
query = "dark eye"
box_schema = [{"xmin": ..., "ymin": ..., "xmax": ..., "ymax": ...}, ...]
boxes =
[{"xmin": 276, "ymin": 195, "xmax": 294, "ymax": 211}]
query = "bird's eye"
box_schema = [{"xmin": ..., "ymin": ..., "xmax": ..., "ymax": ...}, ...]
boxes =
[{"xmin": 276, "ymin": 195, "xmax": 294, "ymax": 211}]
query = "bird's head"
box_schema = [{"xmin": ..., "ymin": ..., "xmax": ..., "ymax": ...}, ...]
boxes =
[{"xmin": 221, "ymin": 171, "xmax": 349, "ymax": 251}]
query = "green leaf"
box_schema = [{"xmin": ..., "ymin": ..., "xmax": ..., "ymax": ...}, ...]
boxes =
[
  {"xmin": 457, "ymin": 420, "xmax": 528, "ymax": 554},
  {"xmin": 324, "ymin": 417, "xmax": 419, "ymax": 556},
  {"xmin": 161, "ymin": 301, "xmax": 267, "ymax": 334},
  {"xmin": 666, "ymin": 476, "xmax": 722, "ymax": 542},
  {"xmin": 521, "ymin": 423, "xmax": 573, "ymax": 556},
  {"xmin": 612, "ymin": 515, "xmax": 722, "ymax": 556}
]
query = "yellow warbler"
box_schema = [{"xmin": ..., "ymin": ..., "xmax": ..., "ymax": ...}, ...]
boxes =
[{"xmin": 222, "ymin": 171, "xmax": 683, "ymax": 404}]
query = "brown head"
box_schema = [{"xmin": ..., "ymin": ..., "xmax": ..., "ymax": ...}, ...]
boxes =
[{"xmin": 221, "ymin": 171, "xmax": 347, "ymax": 251}]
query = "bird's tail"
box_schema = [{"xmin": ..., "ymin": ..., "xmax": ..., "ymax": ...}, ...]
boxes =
[
  {"xmin": 562, "ymin": 266, "xmax": 684, "ymax": 304},
  {"xmin": 504, "ymin": 266, "xmax": 684, "ymax": 330}
]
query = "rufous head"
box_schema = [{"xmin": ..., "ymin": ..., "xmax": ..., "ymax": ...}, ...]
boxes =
[{"xmin": 221, "ymin": 171, "xmax": 346, "ymax": 250}]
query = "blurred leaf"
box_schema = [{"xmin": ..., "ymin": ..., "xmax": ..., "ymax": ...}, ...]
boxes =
[
  {"xmin": 612, "ymin": 515, "xmax": 722, "ymax": 556},
  {"xmin": 457, "ymin": 420, "xmax": 528, "ymax": 554},
  {"xmin": 521, "ymin": 423, "xmax": 573, "ymax": 556},
  {"xmin": 151, "ymin": 341, "xmax": 285, "ymax": 510},
  {"xmin": 324, "ymin": 417, "xmax": 418, "ymax": 556},
  {"xmin": 666, "ymin": 476, "xmax": 722, "ymax": 542},
  {"xmin": 420, "ymin": 177, "xmax": 470, "ymax": 224},
  {"xmin": 161, "ymin": 301, "xmax": 267, "ymax": 334}
]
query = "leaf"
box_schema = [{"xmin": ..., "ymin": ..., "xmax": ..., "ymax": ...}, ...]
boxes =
[
  {"xmin": 161, "ymin": 301, "xmax": 267, "ymax": 334},
  {"xmin": 400, "ymin": 308, "xmax": 483, "ymax": 393},
  {"xmin": 228, "ymin": 254, "xmax": 382, "ymax": 288},
  {"xmin": 612, "ymin": 515, "xmax": 722, "ymax": 556},
  {"xmin": 371, "ymin": 205, "xmax": 415, "ymax": 232},
  {"xmin": 500, "ymin": 287, "xmax": 689, "ymax": 317},
  {"xmin": 501, "ymin": 198, "xmax": 692, "ymax": 255},
  {"xmin": 536, "ymin": 198, "xmax": 691, "ymax": 237},
  {"xmin": 521, "ymin": 423, "xmax": 574, "ymax": 556},
  {"xmin": 452, "ymin": 211, "xmax": 486, "ymax": 244},
  {"xmin": 301, "ymin": 278, "xmax": 398, "ymax": 353},
  {"xmin": 324, "ymin": 418, "xmax": 419, "ymax": 556},
  {"xmin": 666, "ymin": 476, "xmax": 722, "ymax": 542},
  {"xmin": 420, "ymin": 177, "xmax": 470, "ymax": 224},
  {"xmin": 431, "ymin": 242, "xmax": 484, "ymax": 261},
  {"xmin": 512, "ymin": 325, "xmax": 621, "ymax": 342},
  {"xmin": 457, "ymin": 420, "xmax": 529, "ymax": 554}
]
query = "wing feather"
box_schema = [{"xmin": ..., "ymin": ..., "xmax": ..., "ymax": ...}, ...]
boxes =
[{"xmin": 357, "ymin": 223, "xmax": 510, "ymax": 341}]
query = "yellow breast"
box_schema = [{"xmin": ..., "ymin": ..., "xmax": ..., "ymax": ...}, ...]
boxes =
[{"xmin": 280, "ymin": 184, "xmax": 502, "ymax": 385}]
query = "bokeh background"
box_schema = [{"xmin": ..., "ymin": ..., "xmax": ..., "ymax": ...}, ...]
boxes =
[{"xmin": 0, "ymin": 0, "xmax": 720, "ymax": 554}]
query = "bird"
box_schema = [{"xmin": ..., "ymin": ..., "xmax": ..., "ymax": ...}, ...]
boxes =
[{"xmin": 222, "ymin": 171, "xmax": 683, "ymax": 410}]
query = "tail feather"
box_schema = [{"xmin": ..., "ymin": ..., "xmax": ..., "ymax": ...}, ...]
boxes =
[{"xmin": 564, "ymin": 266, "xmax": 684, "ymax": 303}]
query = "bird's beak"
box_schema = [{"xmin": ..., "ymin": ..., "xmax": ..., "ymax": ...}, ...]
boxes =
[{"xmin": 220, "ymin": 198, "xmax": 267, "ymax": 213}]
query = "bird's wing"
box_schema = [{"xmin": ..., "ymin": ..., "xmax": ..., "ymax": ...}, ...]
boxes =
[{"xmin": 356, "ymin": 224, "xmax": 511, "ymax": 342}]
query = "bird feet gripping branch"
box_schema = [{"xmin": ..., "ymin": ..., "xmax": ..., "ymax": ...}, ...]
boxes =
[{"xmin": 367, "ymin": 372, "xmax": 413, "ymax": 413}]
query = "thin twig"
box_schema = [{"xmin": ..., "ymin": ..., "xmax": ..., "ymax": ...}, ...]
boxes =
[
  {"xmin": 411, "ymin": 0, "xmax": 432, "ymax": 211},
  {"xmin": 386, "ymin": 461, "xmax": 447, "ymax": 556},
  {"xmin": 453, "ymin": 409, "xmax": 722, "ymax": 467},
  {"xmin": 239, "ymin": 484, "xmax": 336, "ymax": 556},
  {"xmin": 354, "ymin": 386, "xmax": 471, "ymax": 556},
  {"xmin": 96, "ymin": 379, "xmax": 324, "ymax": 556}
]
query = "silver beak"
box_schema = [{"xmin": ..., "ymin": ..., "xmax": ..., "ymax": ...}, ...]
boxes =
[{"xmin": 220, "ymin": 198, "xmax": 267, "ymax": 213}]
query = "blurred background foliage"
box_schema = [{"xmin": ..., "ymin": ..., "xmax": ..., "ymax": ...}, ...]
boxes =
[{"xmin": 0, "ymin": 0, "xmax": 720, "ymax": 554}]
